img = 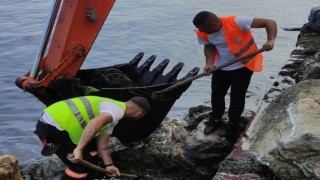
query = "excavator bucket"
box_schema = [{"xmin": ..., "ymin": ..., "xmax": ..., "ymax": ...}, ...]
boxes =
[
  {"xmin": 47, "ymin": 53, "xmax": 199, "ymax": 143},
  {"xmin": 15, "ymin": 0, "xmax": 199, "ymax": 143}
]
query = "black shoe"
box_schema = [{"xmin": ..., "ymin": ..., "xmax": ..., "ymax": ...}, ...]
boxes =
[
  {"xmin": 218, "ymin": 123, "xmax": 238, "ymax": 137},
  {"xmin": 203, "ymin": 125, "xmax": 215, "ymax": 135},
  {"xmin": 204, "ymin": 120, "xmax": 214, "ymax": 126},
  {"xmin": 203, "ymin": 118, "xmax": 223, "ymax": 135}
]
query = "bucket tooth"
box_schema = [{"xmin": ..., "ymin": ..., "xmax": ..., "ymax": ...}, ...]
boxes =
[
  {"xmin": 152, "ymin": 58, "xmax": 169, "ymax": 74},
  {"xmin": 153, "ymin": 62, "xmax": 184, "ymax": 84},
  {"xmin": 140, "ymin": 59, "xmax": 170, "ymax": 86},
  {"xmin": 180, "ymin": 67, "xmax": 200, "ymax": 81},
  {"xmin": 129, "ymin": 52, "xmax": 144, "ymax": 67},
  {"xmin": 165, "ymin": 62, "xmax": 184, "ymax": 82},
  {"xmin": 137, "ymin": 55, "xmax": 156, "ymax": 73}
]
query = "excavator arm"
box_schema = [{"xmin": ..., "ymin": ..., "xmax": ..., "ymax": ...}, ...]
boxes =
[{"xmin": 16, "ymin": 0, "xmax": 115, "ymax": 105}]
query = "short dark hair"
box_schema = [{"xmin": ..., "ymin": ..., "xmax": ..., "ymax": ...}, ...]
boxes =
[
  {"xmin": 193, "ymin": 11, "xmax": 217, "ymax": 26},
  {"xmin": 130, "ymin": 96, "xmax": 151, "ymax": 112}
]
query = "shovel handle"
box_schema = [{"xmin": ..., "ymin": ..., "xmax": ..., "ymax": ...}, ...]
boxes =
[
  {"xmin": 67, "ymin": 154, "xmax": 138, "ymax": 179},
  {"xmin": 152, "ymin": 48, "xmax": 264, "ymax": 98}
]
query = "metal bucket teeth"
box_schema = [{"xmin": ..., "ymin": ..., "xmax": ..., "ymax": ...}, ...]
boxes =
[
  {"xmin": 153, "ymin": 62, "xmax": 184, "ymax": 84},
  {"xmin": 129, "ymin": 52, "xmax": 144, "ymax": 67},
  {"xmin": 137, "ymin": 55, "xmax": 156, "ymax": 73},
  {"xmin": 152, "ymin": 58, "xmax": 170, "ymax": 74},
  {"xmin": 180, "ymin": 67, "xmax": 200, "ymax": 81},
  {"xmin": 140, "ymin": 58, "xmax": 170, "ymax": 86}
]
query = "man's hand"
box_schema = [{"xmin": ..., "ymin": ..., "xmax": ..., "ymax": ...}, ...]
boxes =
[
  {"xmin": 68, "ymin": 148, "xmax": 83, "ymax": 164},
  {"xmin": 262, "ymin": 39, "xmax": 275, "ymax": 51},
  {"xmin": 203, "ymin": 64, "xmax": 214, "ymax": 75},
  {"xmin": 106, "ymin": 165, "xmax": 121, "ymax": 176}
]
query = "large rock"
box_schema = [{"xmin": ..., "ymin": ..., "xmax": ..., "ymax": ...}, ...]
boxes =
[
  {"xmin": 299, "ymin": 51, "xmax": 320, "ymax": 81},
  {"xmin": 20, "ymin": 155, "xmax": 66, "ymax": 180},
  {"xmin": 112, "ymin": 110, "xmax": 249, "ymax": 180},
  {"xmin": 250, "ymin": 80, "xmax": 320, "ymax": 179},
  {"xmin": 0, "ymin": 155, "xmax": 23, "ymax": 180},
  {"xmin": 308, "ymin": 6, "xmax": 320, "ymax": 32}
]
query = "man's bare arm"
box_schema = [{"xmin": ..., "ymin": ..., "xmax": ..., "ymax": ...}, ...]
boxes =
[
  {"xmin": 251, "ymin": 18, "xmax": 277, "ymax": 51},
  {"xmin": 69, "ymin": 113, "xmax": 112, "ymax": 163},
  {"xmin": 97, "ymin": 133, "xmax": 120, "ymax": 176},
  {"xmin": 203, "ymin": 44, "xmax": 216, "ymax": 74}
]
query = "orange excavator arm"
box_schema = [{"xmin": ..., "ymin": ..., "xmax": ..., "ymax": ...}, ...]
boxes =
[{"xmin": 16, "ymin": 0, "xmax": 115, "ymax": 105}]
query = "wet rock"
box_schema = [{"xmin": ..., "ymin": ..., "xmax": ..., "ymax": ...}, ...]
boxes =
[
  {"xmin": 214, "ymin": 155, "xmax": 273, "ymax": 180},
  {"xmin": 185, "ymin": 105, "xmax": 211, "ymax": 130},
  {"xmin": 308, "ymin": 6, "xmax": 320, "ymax": 32},
  {"xmin": 110, "ymin": 107, "xmax": 254, "ymax": 179},
  {"xmin": 0, "ymin": 155, "xmax": 23, "ymax": 180},
  {"xmin": 282, "ymin": 27, "xmax": 301, "ymax": 31},
  {"xmin": 297, "ymin": 52, "xmax": 320, "ymax": 82},
  {"xmin": 20, "ymin": 155, "xmax": 65, "ymax": 180},
  {"xmin": 250, "ymin": 80, "xmax": 320, "ymax": 179},
  {"xmin": 296, "ymin": 24, "xmax": 320, "ymax": 55}
]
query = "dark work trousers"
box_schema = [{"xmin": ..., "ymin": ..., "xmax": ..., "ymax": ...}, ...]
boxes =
[
  {"xmin": 34, "ymin": 121, "xmax": 105, "ymax": 180},
  {"xmin": 55, "ymin": 132, "xmax": 104, "ymax": 180},
  {"xmin": 211, "ymin": 67, "xmax": 253, "ymax": 124}
]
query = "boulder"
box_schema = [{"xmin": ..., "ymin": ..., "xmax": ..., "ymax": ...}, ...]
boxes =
[
  {"xmin": 308, "ymin": 6, "xmax": 320, "ymax": 32},
  {"xmin": 111, "ymin": 108, "xmax": 253, "ymax": 179},
  {"xmin": 250, "ymin": 80, "xmax": 320, "ymax": 179},
  {"xmin": 0, "ymin": 155, "xmax": 23, "ymax": 180},
  {"xmin": 300, "ymin": 51, "xmax": 320, "ymax": 81},
  {"xmin": 20, "ymin": 155, "xmax": 66, "ymax": 180}
]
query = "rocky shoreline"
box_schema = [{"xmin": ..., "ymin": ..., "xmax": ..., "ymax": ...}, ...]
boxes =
[{"xmin": 1, "ymin": 7, "xmax": 320, "ymax": 180}]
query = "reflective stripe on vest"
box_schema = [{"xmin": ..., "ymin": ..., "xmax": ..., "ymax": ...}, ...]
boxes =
[
  {"xmin": 234, "ymin": 38, "xmax": 254, "ymax": 57},
  {"xmin": 195, "ymin": 16, "xmax": 263, "ymax": 72},
  {"xmin": 65, "ymin": 168, "xmax": 88, "ymax": 179},
  {"xmin": 64, "ymin": 97, "xmax": 94, "ymax": 129}
]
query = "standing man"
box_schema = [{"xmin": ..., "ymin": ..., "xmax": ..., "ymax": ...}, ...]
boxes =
[
  {"xmin": 192, "ymin": 11, "xmax": 277, "ymax": 137},
  {"xmin": 34, "ymin": 96, "xmax": 150, "ymax": 179}
]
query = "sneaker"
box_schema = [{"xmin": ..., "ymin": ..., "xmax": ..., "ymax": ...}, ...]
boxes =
[{"xmin": 218, "ymin": 122, "xmax": 238, "ymax": 137}]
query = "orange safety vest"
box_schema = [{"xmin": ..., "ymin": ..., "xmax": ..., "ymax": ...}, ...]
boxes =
[{"xmin": 196, "ymin": 16, "xmax": 263, "ymax": 72}]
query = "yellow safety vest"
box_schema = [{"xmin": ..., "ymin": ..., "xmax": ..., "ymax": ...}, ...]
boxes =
[{"xmin": 45, "ymin": 96, "xmax": 126, "ymax": 144}]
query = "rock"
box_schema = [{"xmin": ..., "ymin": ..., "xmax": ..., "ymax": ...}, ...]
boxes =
[
  {"xmin": 296, "ymin": 24, "xmax": 320, "ymax": 57},
  {"xmin": 20, "ymin": 155, "xmax": 66, "ymax": 180},
  {"xmin": 110, "ymin": 118, "xmax": 197, "ymax": 179},
  {"xmin": 0, "ymin": 155, "xmax": 23, "ymax": 180},
  {"xmin": 250, "ymin": 80, "xmax": 320, "ymax": 179},
  {"xmin": 308, "ymin": 6, "xmax": 320, "ymax": 32},
  {"xmin": 298, "ymin": 52, "xmax": 320, "ymax": 81},
  {"xmin": 111, "ymin": 107, "xmax": 253, "ymax": 179},
  {"xmin": 282, "ymin": 27, "xmax": 301, "ymax": 31}
]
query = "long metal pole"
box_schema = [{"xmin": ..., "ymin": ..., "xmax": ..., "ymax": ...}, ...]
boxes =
[
  {"xmin": 152, "ymin": 49, "xmax": 264, "ymax": 98},
  {"xmin": 30, "ymin": 0, "xmax": 59, "ymax": 78}
]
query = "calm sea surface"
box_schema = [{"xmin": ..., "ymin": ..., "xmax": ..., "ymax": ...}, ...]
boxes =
[{"xmin": 0, "ymin": 0, "xmax": 317, "ymax": 162}]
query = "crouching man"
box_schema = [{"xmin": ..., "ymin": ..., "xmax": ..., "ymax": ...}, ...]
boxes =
[{"xmin": 34, "ymin": 96, "xmax": 150, "ymax": 179}]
